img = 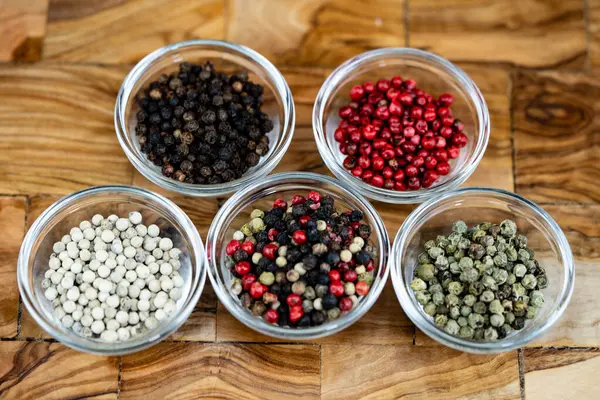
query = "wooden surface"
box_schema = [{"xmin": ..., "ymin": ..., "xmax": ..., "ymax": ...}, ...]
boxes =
[{"xmin": 0, "ymin": 0, "xmax": 598, "ymax": 399}]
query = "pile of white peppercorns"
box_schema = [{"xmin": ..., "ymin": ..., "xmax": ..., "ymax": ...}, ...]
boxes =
[{"xmin": 42, "ymin": 211, "xmax": 185, "ymax": 342}]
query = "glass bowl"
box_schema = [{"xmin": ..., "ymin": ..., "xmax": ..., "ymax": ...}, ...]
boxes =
[
  {"xmin": 206, "ymin": 172, "xmax": 390, "ymax": 340},
  {"xmin": 391, "ymin": 187, "xmax": 574, "ymax": 353},
  {"xmin": 115, "ymin": 39, "xmax": 295, "ymax": 197},
  {"xmin": 313, "ymin": 48, "xmax": 490, "ymax": 204},
  {"xmin": 17, "ymin": 185, "xmax": 206, "ymax": 355}
]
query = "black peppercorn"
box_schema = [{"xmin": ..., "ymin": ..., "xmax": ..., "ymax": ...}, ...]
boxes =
[
  {"xmin": 322, "ymin": 294, "xmax": 338, "ymax": 310},
  {"xmin": 135, "ymin": 61, "xmax": 273, "ymax": 184}
]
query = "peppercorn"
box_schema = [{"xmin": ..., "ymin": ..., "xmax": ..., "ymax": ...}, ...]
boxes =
[{"xmin": 135, "ymin": 61, "xmax": 273, "ymax": 184}]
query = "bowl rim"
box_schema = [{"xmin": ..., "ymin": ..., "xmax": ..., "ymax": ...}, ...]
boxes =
[
  {"xmin": 17, "ymin": 185, "xmax": 206, "ymax": 355},
  {"xmin": 312, "ymin": 47, "xmax": 490, "ymax": 204},
  {"xmin": 206, "ymin": 171, "xmax": 390, "ymax": 339},
  {"xmin": 115, "ymin": 39, "xmax": 296, "ymax": 197},
  {"xmin": 391, "ymin": 186, "xmax": 575, "ymax": 353}
]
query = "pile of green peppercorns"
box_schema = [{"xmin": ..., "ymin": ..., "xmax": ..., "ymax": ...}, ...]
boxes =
[{"xmin": 410, "ymin": 219, "xmax": 547, "ymax": 341}]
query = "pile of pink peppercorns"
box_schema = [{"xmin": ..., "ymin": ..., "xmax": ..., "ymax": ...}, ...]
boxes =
[
  {"xmin": 224, "ymin": 191, "xmax": 376, "ymax": 327},
  {"xmin": 334, "ymin": 77, "xmax": 469, "ymax": 190}
]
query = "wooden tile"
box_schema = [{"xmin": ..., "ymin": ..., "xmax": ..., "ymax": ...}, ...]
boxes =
[
  {"xmin": 282, "ymin": 67, "xmax": 331, "ymax": 126},
  {"xmin": 513, "ymin": 70, "xmax": 600, "ymax": 203},
  {"xmin": 0, "ymin": 341, "xmax": 119, "ymax": 399},
  {"xmin": 524, "ymin": 349, "xmax": 600, "ymax": 400},
  {"xmin": 273, "ymin": 127, "xmax": 330, "ymax": 175},
  {"xmin": 410, "ymin": 0, "xmax": 586, "ymax": 69},
  {"xmin": 322, "ymin": 345, "xmax": 520, "ymax": 399},
  {"xmin": 121, "ymin": 342, "xmax": 320, "ymax": 399},
  {"xmin": 226, "ymin": 0, "xmax": 405, "ymax": 68},
  {"xmin": 169, "ymin": 309, "xmax": 216, "ymax": 342},
  {"xmin": 0, "ymin": 0, "xmax": 48, "ymax": 62},
  {"xmin": 217, "ymin": 281, "xmax": 413, "ymax": 344},
  {"xmin": 43, "ymin": 0, "xmax": 225, "ymax": 63},
  {"xmin": 0, "ymin": 65, "xmax": 133, "ymax": 195},
  {"xmin": 589, "ymin": 0, "xmax": 600, "ymax": 70},
  {"xmin": 528, "ymin": 204, "xmax": 600, "ymax": 346},
  {"xmin": 0, "ymin": 197, "xmax": 26, "ymax": 338},
  {"xmin": 460, "ymin": 65, "xmax": 513, "ymax": 191}
]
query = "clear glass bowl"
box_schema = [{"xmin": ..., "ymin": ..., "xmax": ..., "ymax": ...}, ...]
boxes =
[
  {"xmin": 17, "ymin": 185, "xmax": 206, "ymax": 355},
  {"xmin": 115, "ymin": 39, "xmax": 295, "ymax": 197},
  {"xmin": 391, "ymin": 187, "xmax": 574, "ymax": 353},
  {"xmin": 313, "ymin": 48, "xmax": 490, "ymax": 204},
  {"xmin": 206, "ymin": 172, "xmax": 390, "ymax": 339}
]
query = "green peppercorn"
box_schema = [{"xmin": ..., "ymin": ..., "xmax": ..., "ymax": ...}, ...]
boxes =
[
  {"xmin": 432, "ymin": 291, "xmax": 445, "ymax": 306},
  {"xmin": 434, "ymin": 314, "xmax": 448, "ymax": 327},
  {"xmin": 416, "ymin": 264, "xmax": 436, "ymax": 281},
  {"xmin": 468, "ymin": 313, "xmax": 484, "ymax": 329},
  {"xmin": 530, "ymin": 290, "xmax": 544, "ymax": 308},
  {"xmin": 473, "ymin": 301, "xmax": 487, "ymax": 314},
  {"xmin": 484, "ymin": 327, "xmax": 498, "ymax": 340},
  {"xmin": 457, "ymin": 316, "xmax": 468, "ymax": 327},
  {"xmin": 444, "ymin": 319, "xmax": 460, "ymax": 335},
  {"xmin": 488, "ymin": 299, "xmax": 504, "ymax": 315},
  {"xmin": 424, "ymin": 302, "xmax": 437, "ymax": 316},
  {"xmin": 415, "ymin": 291, "xmax": 431, "ymax": 305},
  {"xmin": 459, "ymin": 325, "xmax": 475, "ymax": 338},
  {"xmin": 522, "ymin": 274, "xmax": 538, "ymax": 289}
]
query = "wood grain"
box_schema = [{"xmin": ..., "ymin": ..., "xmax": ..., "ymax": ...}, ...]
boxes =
[
  {"xmin": 322, "ymin": 345, "xmax": 520, "ymax": 399},
  {"xmin": 120, "ymin": 342, "xmax": 320, "ymax": 399},
  {"xmin": 410, "ymin": 0, "xmax": 587, "ymax": 69},
  {"xmin": 589, "ymin": 0, "xmax": 600, "ymax": 70},
  {"xmin": 216, "ymin": 281, "xmax": 413, "ymax": 344},
  {"xmin": 460, "ymin": 65, "xmax": 513, "ymax": 191},
  {"xmin": 0, "ymin": 65, "xmax": 134, "ymax": 195},
  {"xmin": 0, "ymin": 0, "xmax": 48, "ymax": 62},
  {"xmin": 513, "ymin": 70, "xmax": 600, "ymax": 203},
  {"xmin": 0, "ymin": 341, "xmax": 119, "ymax": 399},
  {"xmin": 0, "ymin": 197, "xmax": 26, "ymax": 338},
  {"xmin": 524, "ymin": 349, "xmax": 600, "ymax": 400},
  {"xmin": 226, "ymin": 0, "xmax": 406, "ymax": 68},
  {"xmin": 43, "ymin": 0, "xmax": 225, "ymax": 63},
  {"xmin": 527, "ymin": 205, "xmax": 600, "ymax": 347}
]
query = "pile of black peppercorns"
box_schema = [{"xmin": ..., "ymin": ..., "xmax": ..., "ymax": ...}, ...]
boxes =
[{"xmin": 135, "ymin": 61, "xmax": 274, "ymax": 184}]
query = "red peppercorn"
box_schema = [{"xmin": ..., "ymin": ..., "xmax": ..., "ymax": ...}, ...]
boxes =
[
  {"xmin": 292, "ymin": 230, "xmax": 307, "ymax": 245},
  {"xmin": 351, "ymin": 166, "xmax": 363, "ymax": 177},
  {"xmin": 343, "ymin": 156, "xmax": 356, "ymax": 169},
  {"xmin": 412, "ymin": 156, "xmax": 425, "ymax": 168},
  {"xmin": 399, "ymin": 92, "xmax": 413, "ymax": 105},
  {"xmin": 366, "ymin": 259, "xmax": 375, "ymax": 272},
  {"xmin": 405, "ymin": 165, "xmax": 418, "ymax": 177},
  {"xmin": 439, "ymin": 93, "xmax": 454, "ymax": 106},
  {"xmin": 241, "ymin": 274, "xmax": 256, "ymax": 291},
  {"xmin": 360, "ymin": 104, "xmax": 374, "ymax": 116},
  {"xmin": 391, "ymin": 76, "xmax": 403, "ymax": 88},
  {"xmin": 422, "ymin": 170, "xmax": 439, "ymax": 188},
  {"xmin": 250, "ymin": 282, "xmax": 267, "ymax": 299},
  {"xmin": 389, "ymin": 100, "xmax": 403, "ymax": 116},
  {"xmin": 433, "ymin": 149, "xmax": 448, "ymax": 162},
  {"xmin": 226, "ymin": 240, "xmax": 240, "ymax": 256},
  {"xmin": 435, "ymin": 136, "xmax": 447, "ymax": 148},
  {"xmin": 240, "ymin": 241, "xmax": 255, "ymax": 254},
  {"xmin": 453, "ymin": 119, "xmax": 464, "ymax": 131},
  {"xmin": 440, "ymin": 126, "xmax": 453, "ymax": 138},
  {"xmin": 334, "ymin": 128, "xmax": 345, "ymax": 142},
  {"xmin": 289, "ymin": 305, "xmax": 304, "ymax": 323},
  {"xmin": 328, "ymin": 270, "xmax": 341, "ymax": 282},
  {"xmin": 349, "ymin": 130, "xmax": 361, "ymax": 143},
  {"xmin": 424, "ymin": 156, "xmax": 438, "ymax": 170},
  {"xmin": 376, "ymin": 79, "xmax": 390, "ymax": 92},
  {"xmin": 361, "ymin": 169, "xmax": 374, "ymax": 183},
  {"xmin": 262, "ymin": 243, "xmax": 278, "ymax": 260},
  {"xmin": 452, "ymin": 132, "xmax": 468, "ymax": 148},
  {"xmin": 411, "ymin": 106, "xmax": 423, "ymax": 120},
  {"xmin": 339, "ymin": 106, "xmax": 353, "ymax": 119},
  {"xmin": 349, "ymin": 85, "xmax": 365, "ymax": 100},
  {"xmin": 382, "ymin": 166, "xmax": 393, "ymax": 179},
  {"xmin": 362, "ymin": 124, "xmax": 377, "ymax": 141},
  {"xmin": 371, "ymin": 157, "xmax": 384, "ymax": 171},
  {"xmin": 298, "ymin": 216, "xmax": 311, "ymax": 227},
  {"xmin": 371, "ymin": 175, "xmax": 384, "ymax": 187},
  {"xmin": 268, "ymin": 228, "xmax": 279, "ymax": 241},
  {"xmin": 421, "ymin": 135, "xmax": 436, "ymax": 150},
  {"xmin": 447, "ymin": 146, "xmax": 460, "ymax": 159},
  {"xmin": 408, "ymin": 177, "xmax": 421, "ymax": 190},
  {"xmin": 359, "ymin": 142, "xmax": 372, "ymax": 156},
  {"xmin": 357, "ymin": 155, "xmax": 371, "ymax": 169},
  {"xmin": 329, "ymin": 281, "xmax": 344, "ymax": 297},
  {"xmin": 393, "ymin": 169, "xmax": 405, "ymax": 182},
  {"xmin": 235, "ymin": 261, "xmax": 251, "ymax": 276},
  {"xmin": 308, "ymin": 190, "xmax": 321, "ymax": 203},
  {"xmin": 291, "ymin": 195, "xmax": 306, "ymax": 205},
  {"xmin": 381, "ymin": 148, "xmax": 395, "ymax": 160},
  {"xmin": 436, "ymin": 161, "xmax": 450, "ymax": 175},
  {"xmin": 375, "ymin": 106, "xmax": 390, "ymax": 120},
  {"xmin": 356, "ymin": 281, "xmax": 370, "ymax": 296},
  {"xmin": 339, "ymin": 297, "xmax": 353, "ymax": 311},
  {"xmin": 264, "ymin": 309, "xmax": 279, "ymax": 324},
  {"xmin": 395, "ymin": 181, "xmax": 407, "ymax": 191},
  {"xmin": 287, "ymin": 293, "xmax": 302, "ymax": 306},
  {"xmin": 273, "ymin": 198, "xmax": 287, "ymax": 209},
  {"xmin": 363, "ymin": 81, "xmax": 375, "ymax": 93},
  {"xmin": 344, "ymin": 270, "xmax": 357, "ymax": 282}
]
